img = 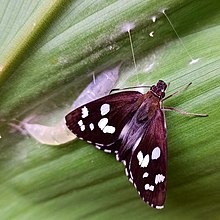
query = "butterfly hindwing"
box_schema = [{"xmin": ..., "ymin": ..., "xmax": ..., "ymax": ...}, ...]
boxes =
[
  {"xmin": 65, "ymin": 80, "xmax": 170, "ymax": 208},
  {"xmin": 128, "ymin": 109, "xmax": 167, "ymax": 208},
  {"xmin": 65, "ymin": 91, "xmax": 143, "ymax": 152}
]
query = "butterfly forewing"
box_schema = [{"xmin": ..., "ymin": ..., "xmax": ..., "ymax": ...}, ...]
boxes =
[
  {"xmin": 65, "ymin": 91, "xmax": 142, "ymax": 152},
  {"xmin": 129, "ymin": 109, "xmax": 167, "ymax": 208},
  {"xmin": 65, "ymin": 80, "xmax": 169, "ymax": 209}
]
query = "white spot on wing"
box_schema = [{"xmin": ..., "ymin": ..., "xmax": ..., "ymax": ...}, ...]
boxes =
[
  {"xmin": 129, "ymin": 178, "xmax": 133, "ymax": 183},
  {"xmin": 100, "ymin": 104, "xmax": 110, "ymax": 116},
  {"xmin": 156, "ymin": 205, "xmax": 164, "ymax": 209},
  {"xmin": 137, "ymin": 151, "xmax": 144, "ymax": 165},
  {"xmin": 137, "ymin": 151, "xmax": 149, "ymax": 167},
  {"xmin": 78, "ymin": 120, "xmax": 83, "ymax": 126},
  {"xmin": 80, "ymin": 125, "xmax": 85, "ymax": 131},
  {"xmin": 81, "ymin": 106, "xmax": 89, "ymax": 118},
  {"xmin": 145, "ymin": 184, "xmax": 154, "ymax": 191},
  {"xmin": 96, "ymin": 145, "xmax": 101, "ymax": 150},
  {"xmin": 155, "ymin": 174, "xmax": 165, "ymax": 184},
  {"xmin": 143, "ymin": 172, "xmax": 149, "ymax": 178},
  {"xmin": 152, "ymin": 147, "xmax": 161, "ymax": 160},
  {"xmin": 89, "ymin": 123, "xmax": 94, "ymax": 131},
  {"xmin": 103, "ymin": 125, "xmax": 115, "ymax": 134},
  {"xmin": 78, "ymin": 120, "xmax": 86, "ymax": 131},
  {"xmin": 125, "ymin": 168, "xmax": 129, "ymax": 176},
  {"xmin": 130, "ymin": 171, "xmax": 134, "ymax": 180},
  {"xmin": 116, "ymin": 154, "xmax": 119, "ymax": 161},
  {"xmin": 141, "ymin": 154, "xmax": 150, "ymax": 168},
  {"xmin": 98, "ymin": 118, "xmax": 108, "ymax": 130}
]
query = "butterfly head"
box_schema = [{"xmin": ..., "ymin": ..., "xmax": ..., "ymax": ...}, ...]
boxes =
[{"xmin": 150, "ymin": 80, "xmax": 167, "ymax": 99}]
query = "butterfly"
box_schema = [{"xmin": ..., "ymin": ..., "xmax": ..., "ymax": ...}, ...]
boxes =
[{"xmin": 65, "ymin": 80, "xmax": 207, "ymax": 209}]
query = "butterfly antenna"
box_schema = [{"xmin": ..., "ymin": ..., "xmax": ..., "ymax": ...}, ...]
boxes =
[
  {"xmin": 162, "ymin": 9, "xmax": 199, "ymax": 65},
  {"xmin": 128, "ymin": 28, "xmax": 137, "ymax": 70},
  {"xmin": 162, "ymin": 82, "xmax": 192, "ymax": 101}
]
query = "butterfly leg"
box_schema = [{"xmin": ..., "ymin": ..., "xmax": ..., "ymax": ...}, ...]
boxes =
[
  {"xmin": 163, "ymin": 107, "xmax": 208, "ymax": 117},
  {"xmin": 162, "ymin": 82, "xmax": 192, "ymax": 101}
]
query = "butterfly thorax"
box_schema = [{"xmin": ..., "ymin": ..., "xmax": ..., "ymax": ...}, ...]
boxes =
[
  {"xmin": 118, "ymin": 92, "xmax": 162, "ymax": 160},
  {"xmin": 118, "ymin": 80, "xmax": 167, "ymax": 160}
]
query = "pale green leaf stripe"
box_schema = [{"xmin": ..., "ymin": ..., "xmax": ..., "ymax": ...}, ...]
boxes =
[{"xmin": 0, "ymin": 0, "xmax": 66, "ymax": 82}]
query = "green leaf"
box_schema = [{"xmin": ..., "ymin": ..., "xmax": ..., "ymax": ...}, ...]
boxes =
[{"xmin": 0, "ymin": 0, "xmax": 219, "ymax": 219}]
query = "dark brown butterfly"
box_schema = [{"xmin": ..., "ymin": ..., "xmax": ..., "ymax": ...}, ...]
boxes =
[{"xmin": 65, "ymin": 80, "xmax": 207, "ymax": 209}]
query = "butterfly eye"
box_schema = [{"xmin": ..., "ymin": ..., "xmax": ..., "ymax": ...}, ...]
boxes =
[{"xmin": 161, "ymin": 92, "xmax": 165, "ymax": 98}]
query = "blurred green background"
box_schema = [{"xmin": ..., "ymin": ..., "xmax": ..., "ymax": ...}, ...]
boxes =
[{"xmin": 0, "ymin": 0, "xmax": 219, "ymax": 219}]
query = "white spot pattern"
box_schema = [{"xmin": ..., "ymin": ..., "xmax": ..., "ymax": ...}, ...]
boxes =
[
  {"xmin": 152, "ymin": 147, "xmax": 161, "ymax": 160},
  {"xmin": 103, "ymin": 125, "xmax": 115, "ymax": 134},
  {"xmin": 125, "ymin": 168, "xmax": 129, "ymax": 176},
  {"xmin": 98, "ymin": 118, "xmax": 115, "ymax": 134},
  {"xmin": 130, "ymin": 171, "xmax": 134, "ymax": 180},
  {"xmin": 129, "ymin": 178, "xmax": 133, "ymax": 184},
  {"xmin": 95, "ymin": 145, "xmax": 101, "ymax": 150},
  {"xmin": 80, "ymin": 125, "xmax": 85, "ymax": 131},
  {"xmin": 115, "ymin": 154, "xmax": 119, "ymax": 161},
  {"xmin": 104, "ymin": 149, "xmax": 111, "ymax": 153},
  {"xmin": 81, "ymin": 106, "xmax": 89, "ymax": 118},
  {"xmin": 143, "ymin": 172, "xmax": 149, "ymax": 178},
  {"xmin": 137, "ymin": 151, "xmax": 143, "ymax": 165},
  {"xmin": 133, "ymin": 183, "xmax": 137, "ymax": 189},
  {"xmin": 141, "ymin": 154, "xmax": 150, "ymax": 168},
  {"xmin": 98, "ymin": 118, "xmax": 108, "ymax": 130},
  {"xmin": 100, "ymin": 104, "xmax": 110, "ymax": 116},
  {"xmin": 137, "ymin": 151, "xmax": 150, "ymax": 168},
  {"xmin": 78, "ymin": 120, "xmax": 83, "ymax": 126},
  {"xmin": 156, "ymin": 205, "xmax": 164, "ymax": 209},
  {"xmin": 145, "ymin": 184, "xmax": 154, "ymax": 191},
  {"xmin": 89, "ymin": 123, "xmax": 94, "ymax": 131},
  {"xmin": 78, "ymin": 120, "xmax": 85, "ymax": 131},
  {"xmin": 155, "ymin": 174, "xmax": 165, "ymax": 185}
]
